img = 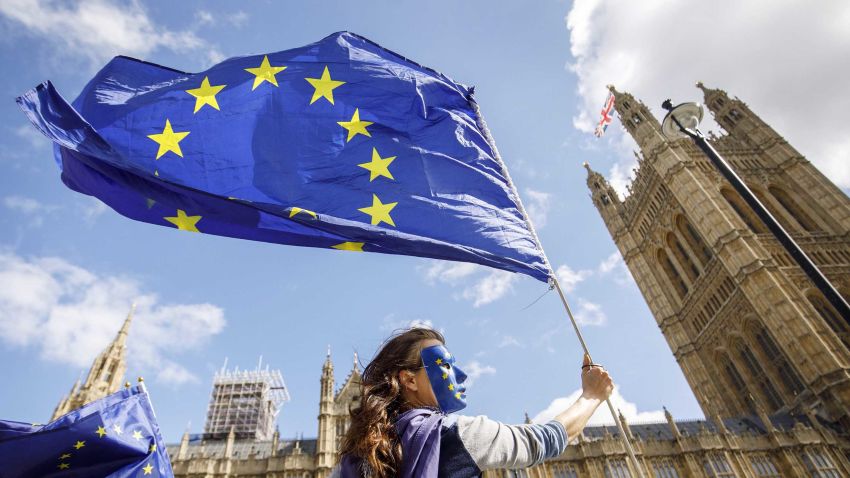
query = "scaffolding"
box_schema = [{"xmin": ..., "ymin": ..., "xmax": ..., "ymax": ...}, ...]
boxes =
[{"xmin": 203, "ymin": 358, "xmax": 290, "ymax": 440}]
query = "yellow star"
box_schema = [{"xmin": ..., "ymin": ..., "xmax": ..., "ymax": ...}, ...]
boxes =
[
  {"xmin": 147, "ymin": 119, "xmax": 190, "ymax": 159},
  {"xmin": 96, "ymin": 425, "xmax": 107, "ymax": 438},
  {"xmin": 442, "ymin": 372, "xmax": 448, "ymax": 380},
  {"xmin": 164, "ymin": 209, "xmax": 202, "ymax": 232},
  {"xmin": 436, "ymin": 358, "xmax": 443, "ymax": 365},
  {"xmin": 113, "ymin": 424, "xmax": 123, "ymax": 435},
  {"xmin": 186, "ymin": 76, "xmax": 226, "ymax": 113},
  {"xmin": 331, "ymin": 242, "xmax": 364, "ymax": 252},
  {"xmin": 337, "ymin": 109, "xmax": 373, "ymax": 142},
  {"xmin": 358, "ymin": 148, "xmax": 396, "ymax": 181},
  {"xmin": 245, "ymin": 55, "xmax": 287, "ymax": 90},
  {"xmin": 74, "ymin": 440, "xmax": 85, "ymax": 450},
  {"xmin": 143, "ymin": 463, "xmax": 154, "ymax": 475},
  {"xmin": 305, "ymin": 66, "xmax": 345, "ymax": 105},
  {"xmin": 289, "ymin": 207, "xmax": 317, "ymax": 219},
  {"xmin": 132, "ymin": 430, "xmax": 144, "ymax": 441},
  {"xmin": 357, "ymin": 194, "xmax": 397, "ymax": 227},
  {"xmin": 59, "ymin": 453, "xmax": 72, "ymax": 460},
  {"xmin": 448, "ymin": 384, "xmax": 455, "ymax": 391},
  {"xmin": 455, "ymin": 392, "xmax": 462, "ymax": 399},
  {"xmin": 149, "ymin": 443, "xmax": 157, "ymax": 453},
  {"xmin": 58, "ymin": 463, "xmax": 70, "ymax": 470},
  {"xmin": 145, "ymin": 198, "xmax": 156, "ymax": 209}
]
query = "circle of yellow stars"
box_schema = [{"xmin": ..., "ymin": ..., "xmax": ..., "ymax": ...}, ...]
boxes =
[{"xmin": 146, "ymin": 55, "xmax": 407, "ymax": 251}]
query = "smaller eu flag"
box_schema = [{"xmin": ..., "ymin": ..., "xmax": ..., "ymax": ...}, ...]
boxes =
[
  {"xmin": 0, "ymin": 385, "xmax": 174, "ymax": 478},
  {"xmin": 17, "ymin": 31, "xmax": 552, "ymax": 282}
]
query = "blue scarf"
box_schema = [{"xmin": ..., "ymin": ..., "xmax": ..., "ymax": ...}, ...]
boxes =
[{"xmin": 340, "ymin": 408, "xmax": 443, "ymax": 478}]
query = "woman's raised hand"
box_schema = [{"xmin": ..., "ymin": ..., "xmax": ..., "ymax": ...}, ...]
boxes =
[{"xmin": 580, "ymin": 353, "xmax": 614, "ymax": 401}]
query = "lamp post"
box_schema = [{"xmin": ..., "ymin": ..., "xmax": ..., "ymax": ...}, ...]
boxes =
[{"xmin": 660, "ymin": 99, "xmax": 850, "ymax": 322}]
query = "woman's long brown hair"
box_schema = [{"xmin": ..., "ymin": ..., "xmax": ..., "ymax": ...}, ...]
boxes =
[{"xmin": 339, "ymin": 327, "xmax": 445, "ymax": 478}]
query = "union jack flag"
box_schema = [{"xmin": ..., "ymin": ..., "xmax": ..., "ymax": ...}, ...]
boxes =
[{"xmin": 594, "ymin": 92, "xmax": 616, "ymax": 138}]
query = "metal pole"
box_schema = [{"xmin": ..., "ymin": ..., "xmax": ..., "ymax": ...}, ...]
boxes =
[
  {"xmin": 551, "ymin": 277, "xmax": 647, "ymax": 478},
  {"xmin": 665, "ymin": 108, "xmax": 850, "ymax": 322}
]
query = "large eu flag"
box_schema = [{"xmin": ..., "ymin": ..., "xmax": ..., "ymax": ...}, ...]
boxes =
[
  {"xmin": 17, "ymin": 32, "xmax": 551, "ymax": 281},
  {"xmin": 0, "ymin": 385, "xmax": 173, "ymax": 477}
]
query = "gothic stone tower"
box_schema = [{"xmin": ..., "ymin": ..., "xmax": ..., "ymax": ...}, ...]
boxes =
[
  {"xmin": 315, "ymin": 349, "xmax": 361, "ymax": 478},
  {"xmin": 51, "ymin": 304, "xmax": 135, "ymax": 420},
  {"xmin": 586, "ymin": 83, "xmax": 850, "ymax": 429}
]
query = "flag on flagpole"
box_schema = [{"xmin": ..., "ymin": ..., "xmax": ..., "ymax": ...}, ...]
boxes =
[
  {"xmin": 0, "ymin": 384, "xmax": 174, "ymax": 477},
  {"xmin": 594, "ymin": 91, "xmax": 616, "ymax": 138},
  {"xmin": 17, "ymin": 31, "xmax": 551, "ymax": 282}
]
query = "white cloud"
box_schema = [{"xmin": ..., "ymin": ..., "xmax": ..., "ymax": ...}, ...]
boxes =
[
  {"xmin": 567, "ymin": 0, "xmax": 850, "ymax": 190},
  {"xmin": 14, "ymin": 124, "xmax": 49, "ymax": 150},
  {"xmin": 0, "ymin": 0, "xmax": 219, "ymax": 66},
  {"xmin": 3, "ymin": 195, "xmax": 58, "ymax": 226},
  {"xmin": 195, "ymin": 10, "xmax": 215, "ymax": 26},
  {"xmin": 596, "ymin": 251, "xmax": 632, "ymax": 286},
  {"xmin": 555, "ymin": 264, "xmax": 592, "ymax": 293},
  {"xmin": 419, "ymin": 261, "xmax": 517, "ymax": 307},
  {"xmin": 460, "ymin": 360, "xmax": 495, "ymax": 387},
  {"xmin": 524, "ymin": 188, "xmax": 552, "ymax": 229},
  {"xmin": 573, "ymin": 298, "xmax": 606, "ymax": 326},
  {"xmin": 532, "ymin": 387, "xmax": 665, "ymax": 429},
  {"xmin": 0, "ymin": 251, "xmax": 225, "ymax": 386},
  {"xmin": 80, "ymin": 197, "xmax": 109, "ymax": 225},
  {"xmin": 420, "ymin": 261, "xmax": 479, "ymax": 285},
  {"xmin": 461, "ymin": 270, "xmax": 517, "ymax": 308},
  {"xmin": 4, "ymin": 195, "xmax": 48, "ymax": 215},
  {"xmin": 497, "ymin": 335, "xmax": 522, "ymax": 348}
]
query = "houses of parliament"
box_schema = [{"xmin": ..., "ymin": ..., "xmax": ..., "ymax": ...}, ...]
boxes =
[{"xmin": 54, "ymin": 83, "xmax": 850, "ymax": 477}]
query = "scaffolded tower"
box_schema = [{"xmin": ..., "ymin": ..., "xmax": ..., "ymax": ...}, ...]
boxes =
[{"xmin": 203, "ymin": 358, "xmax": 290, "ymax": 440}]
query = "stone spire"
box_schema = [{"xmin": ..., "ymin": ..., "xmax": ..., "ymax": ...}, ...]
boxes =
[
  {"xmin": 316, "ymin": 347, "xmax": 336, "ymax": 478},
  {"xmin": 664, "ymin": 406, "xmax": 681, "ymax": 439},
  {"xmin": 607, "ymin": 85, "xmax": 665, "ymax": 152},
  {"xmin": 50, "ymin": 304, "xmax": 135, "ymax": 420}
]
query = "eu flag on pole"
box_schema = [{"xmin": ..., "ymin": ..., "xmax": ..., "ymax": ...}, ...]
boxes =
[
  {"xmin": 17, "ymin": 32, "xmax": 551, "ymax": 282},
  {"xmin": 0, "ymin": 385, "xmax": 173, "ymax": 477}
]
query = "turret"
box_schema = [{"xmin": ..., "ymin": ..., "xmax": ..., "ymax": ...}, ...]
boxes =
[
  {"xmin": 316, "ymin": 347, "xmax": 336, "ymax": 478},
  {"xmin": 664, "ymin": 406, "xmax": 681, "ymax": 439},
  {"xmin": 608, "ymin": 85, "xmax": 665, "ymax": 152},
  {"xmin": 618, "ymin": 409, "xmax": 633, "ymax": 440},
  {"xmin": 585, "ymin": 162, "xmax": 628, "ymax": 237},
  {"xmin": 177, "ymin": 429, "xmax": 190, "ymax": 460}
]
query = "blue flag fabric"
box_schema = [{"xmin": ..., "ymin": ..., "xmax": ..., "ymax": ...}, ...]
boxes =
[
  {"xmin": 17, "ymin": 31, "xmax": 551, "ymax": 282},
  {"xmin": 0, "ymin": 385, "xmax": 174, "ymax": 477}
]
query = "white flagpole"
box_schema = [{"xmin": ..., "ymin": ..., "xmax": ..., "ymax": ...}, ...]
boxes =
[
  {"xmin": 551, "ymin": 277, "xmax": 646, "ymax": 478},
  {"xmin": 470, "ymin": 100, "xmax": 646, "ymax": 478}
]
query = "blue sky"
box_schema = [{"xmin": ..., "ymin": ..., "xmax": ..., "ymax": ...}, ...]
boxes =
[{"xmin": 1, "ymin": 0, "xmax": 847, "ymax": 443}]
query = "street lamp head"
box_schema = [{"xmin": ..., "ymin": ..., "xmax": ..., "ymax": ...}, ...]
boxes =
[{"xmin": 660, "ymin": 100, "xmax": 704, "ymax": 140}]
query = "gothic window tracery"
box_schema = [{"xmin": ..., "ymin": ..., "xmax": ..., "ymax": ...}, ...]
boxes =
[
  {"xmin": 752, "ymin": 324, "xmax": 806, "ymax": 397},
  {"xmin": 675, "ymin": 215, "xmax": 712, "ymax": 268},
  {"xmin": 657, "ymin": 248, "xmax": 688, "ymax": 301},
  {"xmin": 721, "ymin": 354, "xmax": 754, "ymax": 414},
  {"xmin": 768, "ymin": 186, "xmax": 822, "ymax": 232},
  {"xmin": 751, "ymin": 187, "xmax": 797, "ymax": 233},
  {"xmin": 720, "ymin": 188, "xmax": 767, "ymax": 233},
  {"xmin": 738, "ymin": 341, "xmax": 783, "ymax": 411},
  {"xmin": 666, "ymin": 232, "xmax": 699, "ymax": 283},
  {"xmin": 807, "ymin": 292, "xmax": 850, "ymax": 350}
]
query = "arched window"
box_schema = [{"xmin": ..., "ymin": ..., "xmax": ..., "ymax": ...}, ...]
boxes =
[
  {"xmin": 738, "ymin": 342, "xmax": 783, "ymax": 411},
  {"xmin": 721, "ymin": 354, "xmax": 755, "ymax": 414},
  {"xmin": 808, "ymin": 293, "xmax": 850, "ymax": 350},
  {"xmin": 720, "ymin": 188, "xmax": 767, "ymax": 233},
  {"xmin": 667, "ymin": 232, "xmax": 699, "ymax": 283},
  {"xmin": 769, "ymin": 186, "xmax": 821, "ymax": 232},
  {"xmin": 751, "ymin": 187, "xmax": 797, "ymax": 233},
  {"xmin": 676, "ymin": 215, "xmax": 712, "ymax": 267},
  {"xmin": 658, "ymin": 249, "xmax": 688, "ymax": 300},
  {"xmin": 753, "ymin": 325, "xmax": 806, "ymax": 397}
]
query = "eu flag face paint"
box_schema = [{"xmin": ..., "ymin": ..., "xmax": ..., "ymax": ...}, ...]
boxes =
[{"xmin": 421, "ymin": 344, "xmax": 468, "ymax": 414}]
